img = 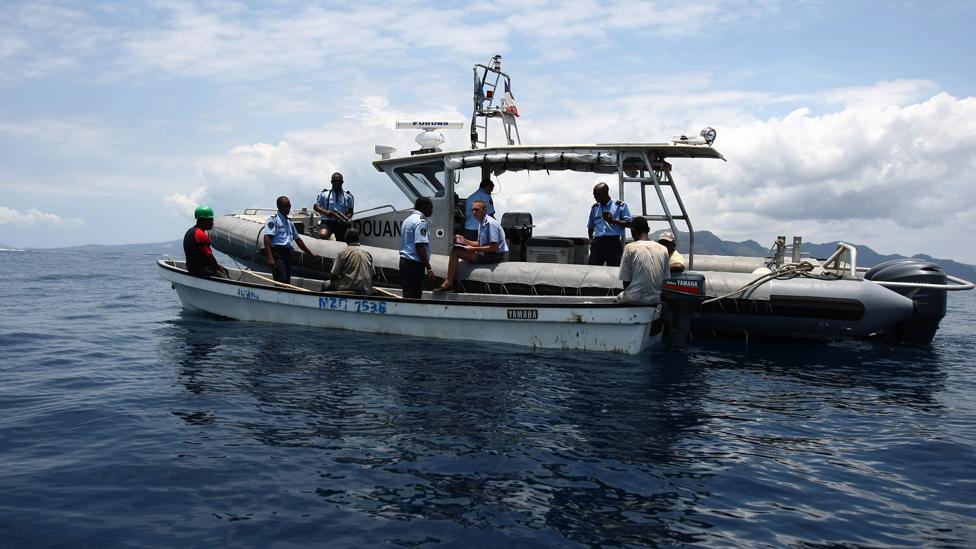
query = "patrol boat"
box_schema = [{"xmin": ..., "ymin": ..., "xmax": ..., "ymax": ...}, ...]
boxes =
[
  {"xmin": 209, "ymin": 55, "xmax": 973, "ymax": 345},
  {"xmin": 158, "ymin": 259, "xmax": 662, "ymax": 354}
]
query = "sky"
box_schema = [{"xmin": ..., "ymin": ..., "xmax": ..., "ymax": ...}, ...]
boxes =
[{"xmin": 1, "ymin": 1, "xmax": 975, "ymax": 263}]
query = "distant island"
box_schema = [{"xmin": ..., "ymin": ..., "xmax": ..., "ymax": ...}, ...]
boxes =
[{"xmin": 12, "ymin": 233, "xmax": 976, "ymax": 282}]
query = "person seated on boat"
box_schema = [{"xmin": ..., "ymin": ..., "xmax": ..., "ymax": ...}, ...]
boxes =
[
  {"xmin": 263, "ymin": 196, "xmax": 317, "ymax": 285},
  {"xmin": 616, "ymin": 216, "xmax": 670, "ymax": 306},
  {"xmin": 464, "ymin": 178, "xmax": 496, "ymax": 241},
  {"xmin": 328, "ymin": 228, "xmax": 374, "ymax": 294},
  {"xmin": 313, "ymin": 172, "xmax": 354, "ymax": 242},
  {"xmin": 656, "ymin": 231, "xmax": 686, "ymax": 273},
  {"xmin": 587, "ymin": 182, "xmax": 632, "ymax": 267},
  {"xmin": 399, "ymin": 196, "xmax": 435, "ymax": 299},
  {"xmin": 437, "ymin": 199, "xmax": 508, "ymax": 292},
  {"xmin": 183, "ymin": 205, "xmax": 229, "ymax": 279}
]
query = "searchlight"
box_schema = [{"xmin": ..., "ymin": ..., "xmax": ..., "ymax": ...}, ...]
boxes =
[{"xmin": 671, "ymin": 126, "xmax": 718, "ymax": 146}]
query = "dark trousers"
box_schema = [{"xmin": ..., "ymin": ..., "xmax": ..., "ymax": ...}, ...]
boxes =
[
  {"xmin": 588, "ymin": 236, "xmax": 623, "ymax": 267},
  {"xmin": 271, "ymin": 246, "xmax": 293, "ymax": 283},
  {"xmin": 325, "ymin": 220, "xmax": 349, "ymax": 242},
  {"xmin": 399, "ymin": 257, "xmax": 425, "ymax": 299}
]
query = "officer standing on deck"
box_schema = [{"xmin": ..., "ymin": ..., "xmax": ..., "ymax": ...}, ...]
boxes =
[
  {"xmin": 398, "ymin": 196, "xmax": 435, "ymax": 299},
  {"xmin": 263, "ymin": 196, "xmax": 317, "ymax": 284},
  {"xmin": 314, "ymin": 172, "xmax": 355, "ymax": 241},
  {"xmin": 587, "ymin": 182, "xmax": 632, "ymax": 266}
]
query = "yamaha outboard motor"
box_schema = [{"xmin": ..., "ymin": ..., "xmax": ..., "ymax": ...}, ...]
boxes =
[
  {"xmin": 660, "ymin": 272, "xmax": 706, "ymax": 349},
  {"xmin": 865, "ymin": 259, "xmax": 947, "ymax": 345}
]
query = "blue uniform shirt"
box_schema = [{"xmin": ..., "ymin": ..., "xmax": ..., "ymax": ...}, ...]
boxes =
[
  {"xmin": 399, "ymin": 210, "xmax": 430, "ymax": 262},
  {"xmin": 478, "ymin": 215, "xmax": 509, "ymax": 254},
  {"xmin": 587, "ymin": 200, "xmax": 632, "ymax": 237},
  {"xmin": 465, "ymin": 188, "xmax": 495, "ymax": 231},
  {"xmin": 316, "ymin": 189, "xmax": 354, "ymax": 222},
  {"xmin": 262, "ymin": 212, "xmax": 302, "ymax": 248}
]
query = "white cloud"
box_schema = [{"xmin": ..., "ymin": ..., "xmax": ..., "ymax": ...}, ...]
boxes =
[
  {"xmin": 177, "ymin": 81, "xmax": 976, "ymax": 263},
  {"xmin": 0, "ymin": 206, "xmax": 84, "ymax": 228},
  {"xmin": 178, "ymin": 96, "xmax": 467, "ymax": 218},
  {"xmin": 821, "ymin": 79, "xmax": 939, "ymax": 109},
  {"xmin": 0, "ymin": 117, "xmax": 108, "ymax": 151}
]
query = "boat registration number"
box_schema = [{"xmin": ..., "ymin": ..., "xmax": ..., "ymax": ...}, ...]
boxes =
[
  {"xmin": 507, "ymin": 309, "xmax": 538, "ymax": 320},
  {"xmin": 319, "ymin": 297, "xmax": 388, "ymax": 314}
]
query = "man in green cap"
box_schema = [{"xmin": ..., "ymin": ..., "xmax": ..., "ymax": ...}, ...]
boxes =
[{"xmin": 183, "ymin": 205, "xmax": 229, "ymax": 278}]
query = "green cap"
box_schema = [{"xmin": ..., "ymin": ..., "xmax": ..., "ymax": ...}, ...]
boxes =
[{"xmin": 194, "ymin": 205, "xmax": 215, "ymax": 219}]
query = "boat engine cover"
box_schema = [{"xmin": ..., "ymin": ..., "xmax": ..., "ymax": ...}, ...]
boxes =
[
  {"xmin": 865, "ymin": 258, "xmax": 947, "ymax": 345},
  {"xmin": 661, "ymin": 272, "xmax": 706, "ymax": 349}
]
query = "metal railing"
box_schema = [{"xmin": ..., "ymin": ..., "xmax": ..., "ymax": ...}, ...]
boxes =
[{"xmin": 821, "ymin": 242, "xmax": 859, "ymax": 277}]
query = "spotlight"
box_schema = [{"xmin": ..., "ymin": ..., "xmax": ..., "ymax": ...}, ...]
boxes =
[{"xmin": 700, "ymin": 127, "xmax": 717, "ymax": 146}]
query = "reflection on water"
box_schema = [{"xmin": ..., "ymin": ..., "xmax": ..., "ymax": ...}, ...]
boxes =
[{"xmin": 162, "ymin": 311, "xmax": 967, "ymax": 547}]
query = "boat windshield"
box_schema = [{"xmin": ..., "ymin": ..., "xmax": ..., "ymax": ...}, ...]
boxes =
[{"xmin": 393, "ymin": 163, "xmax": 446, "ymax": 199}]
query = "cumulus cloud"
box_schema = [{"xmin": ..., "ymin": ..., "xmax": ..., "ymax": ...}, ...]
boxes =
[
  {"xmin": 178, "ymin": 80, "xmax": 976, "ymax": 262},
  {"xmin": 174, "ymin": 96, "xmax": 467, "ymax": 217},
  {"xmin": 0, "ymin": 206, "xmax": 84, "ymax": 228}
]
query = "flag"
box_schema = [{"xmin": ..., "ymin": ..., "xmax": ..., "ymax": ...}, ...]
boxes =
[{"xmin": 502, "ymin": 81, "xmax": 520, "ymax": 117}]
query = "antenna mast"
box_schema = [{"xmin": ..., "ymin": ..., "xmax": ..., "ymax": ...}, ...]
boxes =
[{"xmin": 470, "ymin": 55, "xmax": 521, "ymax": 149}]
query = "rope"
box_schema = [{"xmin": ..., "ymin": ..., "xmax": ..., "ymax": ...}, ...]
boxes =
[{"xmin": 701, "ymin": 261, "xmax": 840, "ymax": 305}]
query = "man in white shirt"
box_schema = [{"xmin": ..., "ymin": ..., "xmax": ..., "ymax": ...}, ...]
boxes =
[{"xmin": 616, "ymin": 216, "xmax": 670, "ymax": 306}]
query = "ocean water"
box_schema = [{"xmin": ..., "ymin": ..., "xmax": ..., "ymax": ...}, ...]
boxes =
[{"xmin": 1, "ymin": 247, "xmax": 974, "ymax": 548}]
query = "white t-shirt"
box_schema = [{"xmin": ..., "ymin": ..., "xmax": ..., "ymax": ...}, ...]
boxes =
[{"xmin": 616, "ymin": 239, "xmax": 670, "ymax": 305}]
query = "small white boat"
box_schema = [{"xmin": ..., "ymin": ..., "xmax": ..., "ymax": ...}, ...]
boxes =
[{"xmin": 158, "ymin": 259, "xmax": 661, "ymax": 354}]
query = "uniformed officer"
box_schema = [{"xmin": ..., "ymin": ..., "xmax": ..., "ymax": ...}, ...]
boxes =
[
  {"xmin": 464, "ymin": 179, "xmax": 495, "ymax": 241},
  {"xmin": 262, "ymin": 196, "xmax": 317, "ymax": 284},
  {"xmin": 587, "ymin": 182, "xmax": 632, "ymax": 267},
  {"xmin": 398, "ymin": 196, "xmax": 435, "ymax": 299},
  {"xmin": 314, "ymin": 172, "xmax": 355, "ymax": 242},
  {"xmin": 438, "ymin": 199, "xmax": 507, "ymax": 292}
]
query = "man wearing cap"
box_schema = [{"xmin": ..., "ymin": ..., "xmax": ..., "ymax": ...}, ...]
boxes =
[
  {"xmin": 314, "ymin": 172, "xmax": 355, "ymax": 242},
  {"xmin": 616, "ymin": 216, "xmax": 670, "ymax": 306},
  {"xmin": 587, "ymin": 182, "xmax": 632, "ymax": 267},
  {"xmin": 263, "ymin": 196, "xmax": 317, "ymax": 284},
  {"xmin": 183, "ymin": 205, "xmax": 229, "ymax": 278},
  {"xmin": 657, "ymin": 231, "xmax": 686, "ymax": 272},
  {"xmin": 328, "ymin": 228, "xmax": 374, "ymax": 294}
]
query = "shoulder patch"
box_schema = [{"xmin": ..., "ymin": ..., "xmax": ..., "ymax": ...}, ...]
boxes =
[
  {"xmin": 267, "ymin": 221, "xmax": 275, "ymax": 229},
  {"xmin": 615, "ymin": 200, "xmax": 624, "ymax": 206},
  {"xmin": 420, "ymin": 227, "xmax": 427, "ymax": 236}
]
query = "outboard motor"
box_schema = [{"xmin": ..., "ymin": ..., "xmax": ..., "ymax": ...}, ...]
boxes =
[
  {"xmin": 865, "ymin": 259, "xmax": 947, "ymax": 345},
  {"xmin": 660, "ymin": 272, "xmax": 706, "ymax": 349}
]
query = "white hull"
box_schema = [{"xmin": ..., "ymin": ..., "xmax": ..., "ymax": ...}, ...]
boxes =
[{"xmin": 158, "ymin": 260, "xmax": 659, "ymax": 354}]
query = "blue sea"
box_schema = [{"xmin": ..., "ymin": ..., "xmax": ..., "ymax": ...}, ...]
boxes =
[{"xmin": 1, "ymin": 246, "xmax": 974, "ymax": 548}]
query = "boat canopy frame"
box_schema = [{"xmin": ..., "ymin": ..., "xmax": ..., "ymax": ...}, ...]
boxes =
[{"xmin": 373, "ymin": 143, "xmax": 725, "ymax": 269}]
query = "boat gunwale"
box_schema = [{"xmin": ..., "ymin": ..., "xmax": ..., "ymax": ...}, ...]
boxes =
[{"xmin": 157, "ymin": 259, "xmax": 655, "ymax": 311}]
